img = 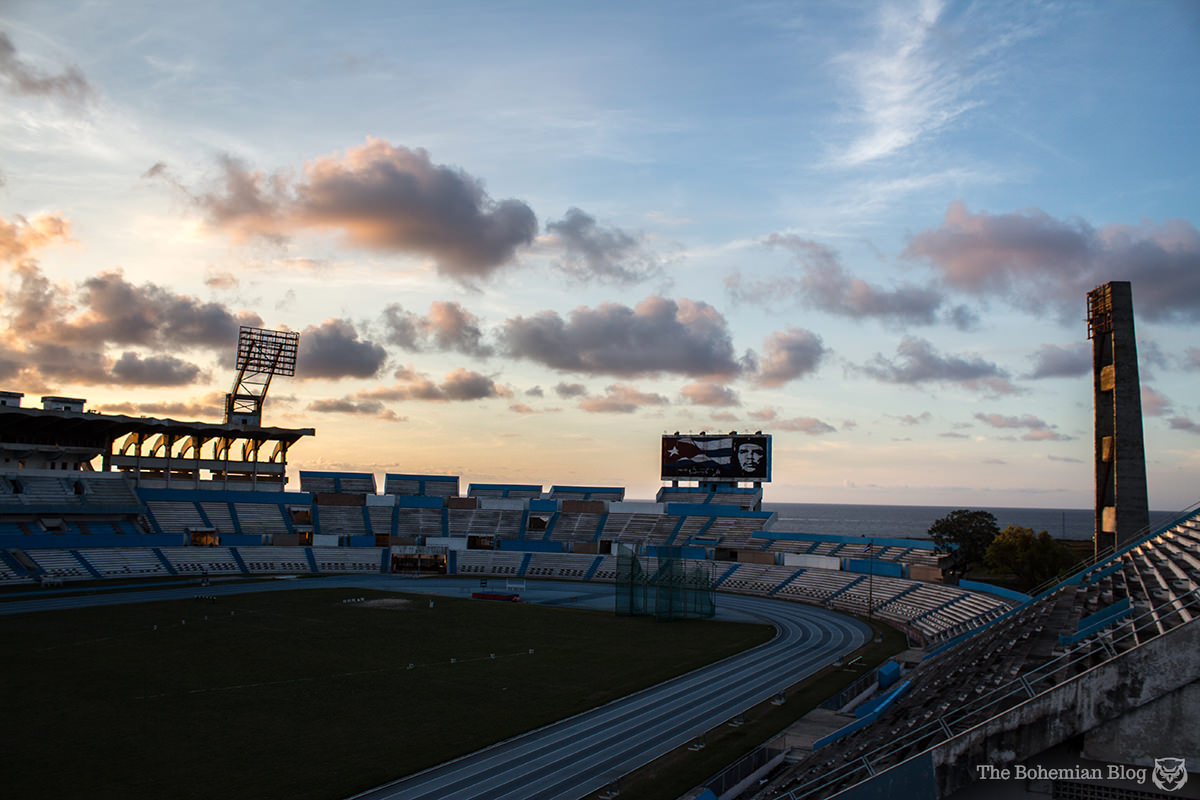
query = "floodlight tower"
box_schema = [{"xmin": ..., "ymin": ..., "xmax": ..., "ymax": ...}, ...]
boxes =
[
  {"xmin": 224, "ymin": 326, "xmax": 299, "ymax": 426},
  {"xmin": 1087, "ymin": 281, "xmax": 1149, "ymax": 557}
]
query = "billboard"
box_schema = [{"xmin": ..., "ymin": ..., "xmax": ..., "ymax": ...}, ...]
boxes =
[{"xmin": 661, "ymin": 434, "xmax": 771, "ymax": 481}]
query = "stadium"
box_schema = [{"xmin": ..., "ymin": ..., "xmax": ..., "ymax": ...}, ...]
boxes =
[{"xmin": 2, "ymin": 283, "xmax": 1198, "ymax": 800}]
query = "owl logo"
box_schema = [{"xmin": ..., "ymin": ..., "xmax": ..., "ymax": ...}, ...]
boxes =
[{"xmin": 1152, "ymin": 757, "xmax": 1188, "ymax": 792}]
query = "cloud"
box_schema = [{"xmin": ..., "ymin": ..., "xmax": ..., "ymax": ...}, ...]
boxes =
[
  {"xmin": 381, "ymin": 300, "xmax": 491, "ymax": 356},
  {"xmin": 1185, "ymin": 348, "xmax": 1200, "ymax": 371},
  {"xmin": 680, "ymin": 382, "xmax": 740, "ymax": 407},
  {"xmin": 730, "ymin": 234, "xmax": 971, "ymax": 328},
  {"xmin": 61, "ymin": 270, "xmax": 263, "ymax": 349},
  {"xmin": 830, "ymin": 1, "xmax": 983, "ymax": 166},
  {"xmin": 500, "ymin": 296, "xmax": 743, "ymax": 378},
  {"xmin": 0, "ymin": 212, "xmax": 73, "ymax": 264},
  {"xmin": 205, "ymin": 271, "xmax": 239, "ymax": 290},
  {"xmin": 110, "ymin": 352, "xmax": 205, "ymax": 386},
  {"xmin": 306, "ymin": 396, "xmax": 402, "ymax": 421},
  {"xmin": 368, "ymin": 366, "xmax": 510, "ymax": 402},
  {"xmin": 0, "ymin": 32, "xmax": 94, "ymax": 106},
  {"xmin": 973, "ymin": 412, "xmax": 1071, "ymax": 441},
  {"xmin": 545, "ymin": 207, "xmax": 663, "ymax": 284},
  {"xmin": 1027, "ymin": 342, "xmax": 1090, "ymax": 379},
  {"xmin": 1168, "ymin": 417, "xmax": 1200, "ymax": 436},
  {"xmin": 525, "ymin": 386, "xmax": 544, "ymax": 398},
  {"xmin": 752, "ymin": 327, "xmax": 827, "ymax": 387},
  {"xmin": 0, "ymin": 245, "xmax": 254, "ymax": 388},
  {"xmin": 894, "ymin": 412, "xmax": 933, "ymax": 426},
  {"xmin": 776, "ymin": 416, "xmax": 837, "ymax": 435},
  {"xmin": 297, "ymin": 318, "xmax": 387, "ymax": 379},
  {"xmin": 904, "ymin": 202, "xmax": 1200, "ymax": 322},
  {"xmin": 578, "ymin": 383, "xmax": 669, "ymax": 414},
  {"xmin": 182, "ymin": 140, "xmax": 538, "ymax": 281},
  {"xmin": 1141, "ymin": 386, "xmax": 1171, "ymax": 417},
  {"xmin": 508, "ymin": 402, "xmax": 536, "ymax": 414},
  {"xmin": 95, "ymin": 394, "xmax": 227, "ymax": 419},
  {"xmin": 554, "ymin": 381, "xmax": 587, "ymax": 398},
  {"xmin": 858, "ymin": 336, "xmax": 1020, "ymax": 395}
]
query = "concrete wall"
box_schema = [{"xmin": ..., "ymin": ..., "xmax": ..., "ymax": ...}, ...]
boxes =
[{"xmin": 930, "ymin": 617, "xmax": 1200, "ymax": 796}]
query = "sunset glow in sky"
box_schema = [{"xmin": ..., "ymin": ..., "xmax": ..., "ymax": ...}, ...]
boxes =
[{"xmin": 2, "ymin": 1, "xmax": 1198, "ymax": 508}]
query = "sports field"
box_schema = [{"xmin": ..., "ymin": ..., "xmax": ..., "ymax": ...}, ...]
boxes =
[{"xmin": 2, "ymin": 588, "xmax": 773, "ymax": 800}]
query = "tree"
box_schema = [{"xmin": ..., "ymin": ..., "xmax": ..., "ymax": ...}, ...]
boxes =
[
  {"xmin": 928, "ymin": 509, "xmax": 1000, "ymax": 573},
  {"xmin": 984, "ymin": 525, "xmax": 1075, "ymax": 590}
]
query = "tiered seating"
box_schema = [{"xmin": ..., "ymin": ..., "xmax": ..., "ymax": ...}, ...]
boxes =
[
  {"xmin": 77, "ymin": 548, "xmax": 167, "ymax": 578},
  {"xmin": 773, "ymin": 568, "xmax": 860, "ymax": 604},
  {"xmin": 468, "ymin": 484, "xmax": 541, "ymax": 499},
  {"xmin": 385, "ymin": 474, "xmax": 459, "ymax": 497},
  {"xmin": 232, "ymin": 502, "xmax": 287, "ymax": 535},
  {"xmin": 0, "ymin": 556, "xmax": 33, "ymax": 584},
  {"xmin": 764, "ymin": 507, "xmax": 1200, "ymax": 800},
  {"xmin": 548, "ymin": 513, "xmax": 603, "ymax": 542},
  {"xmin": 160, "ymin": 547, "xmax": 242, "ymax": 574},
  {"xmin": 590, "ymin": 555, "xmax": 618, "ymax": 581},
  {"xmin": 395, "ymin": 507, "xmax": 443, "ymax": 537},
  {"xmin": 366, "ymin": 506, "xmax": 394, "ymax": 537},
  {"xmin": 26, "ymin": 550, "xmax": 90, "ymax": 581},
  {"xmin": 548, "ymin": 486, "xmax": 625, "ymax": 502},
  {"xmin": 524, "ymin": 553, "xmax": 592, "ymax": 579},
  {"xmin": 238, "ymin": 546, "xmax": 312, "ymax": 573},
  {"xmin": 601, "ymin": 513, "xmax": 679, "ymax": 545},
  {"xmin": 310, "ymin": 547, "xmax": 383, "ymax": 573},
  {"xmin": 79, "ymin": 474, "xmax": 140, "ymax": 505},
  {"xmin": 198, "ymin": 502, "xmax": 237, "ymax": 534},
  {"xmin": 299, "ymin": 472, "xmax": 376, "ymax": 494},
  {"xmin": 709, "ymin": 489, "xmax": 762, "ymax": 508},
  {"xmin": 717, "ymin": 563, "xmax": 789, "ymax": 595},
  {"xmin": 315, "ymin": 505, "xmax": 367, "ymax": 536},
  {"xmin": 657, "ymin": 489, "xmax": 712, "ymax": 504},
  {"xmin": 705, "ymin": 516, "xmax": 768, "ymax": 546},
  {"xmin": 672, "ymin": 515, "xmax": 711, "ymax": 543},
  {"xmin": 455, "ymin": 550, "xmax": 524, "ymax": 575},
  {"xmin": 16, "ymin": 476, "xmax": 84, "ymax": 505},
  {"xmin": 146, "ymin": 501, "xmax": 207, "ymax": 534}
]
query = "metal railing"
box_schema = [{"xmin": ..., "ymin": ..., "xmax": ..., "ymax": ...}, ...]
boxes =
[{"xmin": 777, "ymin": 582, "xmax": 1200, "ymax": 800}]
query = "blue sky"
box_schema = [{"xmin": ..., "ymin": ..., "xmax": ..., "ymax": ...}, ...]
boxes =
[{"xmin": 2, "ymin": 1, "xmax": 1198, "ymax": 508}]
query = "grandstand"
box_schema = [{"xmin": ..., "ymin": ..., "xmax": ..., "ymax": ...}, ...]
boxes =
[{"xmin": 735, "ymin": 504, "xmax": 1200, "ymax": 800}]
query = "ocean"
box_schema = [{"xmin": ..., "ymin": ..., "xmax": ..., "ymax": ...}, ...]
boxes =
[{"xmin": 760, "ymin": 502, "xmax": 1180, "ymax": 542}]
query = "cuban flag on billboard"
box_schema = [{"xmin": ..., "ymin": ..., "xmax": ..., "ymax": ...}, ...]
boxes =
[{"xmin": 662, "ymin": 436, "xmax": 732, "ymax": 477}]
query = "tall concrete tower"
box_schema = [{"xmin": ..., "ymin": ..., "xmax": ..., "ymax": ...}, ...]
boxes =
[{"xmin": 1087, "ymin": 281, "xmax": 1149, "ymax": 556}]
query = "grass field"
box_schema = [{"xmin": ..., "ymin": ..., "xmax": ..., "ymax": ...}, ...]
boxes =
[{"xmin": 2, "ymin": 587, "xmax": 774, "ymax": 800}]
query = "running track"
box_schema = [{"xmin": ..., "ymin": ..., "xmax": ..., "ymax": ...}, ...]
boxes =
[{"xmin": 1, "ymin": 575, "xmax": 871, "ymax": 800}]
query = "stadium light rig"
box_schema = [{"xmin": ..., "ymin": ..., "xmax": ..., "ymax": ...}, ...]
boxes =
[{"xmin": 224, "ymin": 326, "xmax": 299, "ymax": 426}]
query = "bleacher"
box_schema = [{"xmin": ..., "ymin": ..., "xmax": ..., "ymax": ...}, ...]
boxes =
[
  {"xmin": 25, "ymin": 549, "xmax": 91, "ymax": 581},
  {"xmin": 234, "ymin": 502, "xmax": 288, "ymax": 536},
  {"xmin": 385, "ymin": 474, "xmax": 459, "ymax": 498},
  {"xmin": 395, "ymin": 507, "xmax": 444, "ymax": 537},
  {"xmin": 468, "ymin": 484, "xmax": 542, "ymax": 500},
  {"xmin": 237, "ymin": 546, "xmax": 312, "ymax": 574},
  {"xmin": 315, "ymin": 505, "xmax": 368, "ymax": 536},
  {"xmin": 548, "ymin": 486, "xmax": 625, "ymax": 502},
  {"xmin": 310, "ymin": 546, "xmax": 383, "ymax": 573},
  {"xmin": 161, "ymin": 547, "xmax": 242, "ymax": 575},
  {"xmin": 299, "ymin": 471, "xmax": 376, "ymax": 494},
  {"xmin": 756, "ymin": 504, "xmax": 1200, "ymax": 800},
  {"xmin": 77, "ymin": 547, "xmax": 168, "ymax": 578},
  {"xmin": 145, "ymin": 501, "xmax": 207, "ymax": 535}
]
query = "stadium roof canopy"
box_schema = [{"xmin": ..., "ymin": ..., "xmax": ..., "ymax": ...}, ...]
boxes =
[{"xmin": 0, "ymin": 406, "xmax": 315, "ymax": 448}]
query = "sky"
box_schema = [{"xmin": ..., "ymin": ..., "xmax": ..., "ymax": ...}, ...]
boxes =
[{"xmin": 1, "ymin": 1, "xmax": 1198, "ymax": 509}]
